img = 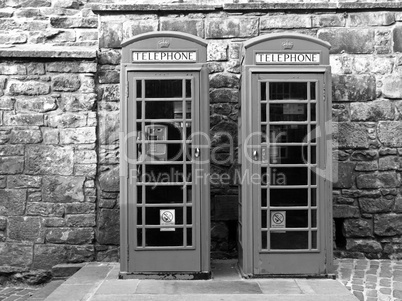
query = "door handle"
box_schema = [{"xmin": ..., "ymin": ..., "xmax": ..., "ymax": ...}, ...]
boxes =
[
  {"xmin": 253, "ymin": 150, "xmax": 258, "ymax": 161},
  {"xmin": 194, "ymin": 148, "xmax": 200, "ymax": 158}
]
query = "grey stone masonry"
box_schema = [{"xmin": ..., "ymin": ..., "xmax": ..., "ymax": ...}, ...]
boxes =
[{"xmin": 1, "ymin": 0, "xmax": 402, "ymax": 277}]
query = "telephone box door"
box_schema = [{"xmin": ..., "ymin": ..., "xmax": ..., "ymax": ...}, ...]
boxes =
[
  {"xmin": 252, "ymin": 73, "xmax": 328, "ymax": 275},
  {"xmin": 127, "ymin": 71, "xmax": 202, "ymax": 272}
]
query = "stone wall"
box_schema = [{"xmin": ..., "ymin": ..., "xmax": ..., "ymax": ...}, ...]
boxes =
[{"xmin": 1, "ymin": 1, "xmax": 402, "ymax": 277}]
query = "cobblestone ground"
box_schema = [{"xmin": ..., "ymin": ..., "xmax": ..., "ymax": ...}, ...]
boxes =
[
  {"xmin": 336, "ymin": 259, "xmax": 402, "ymax": 301},
  {"xmin": 0, "ymin": 286, "xmax": 40, "ymax": 301}
]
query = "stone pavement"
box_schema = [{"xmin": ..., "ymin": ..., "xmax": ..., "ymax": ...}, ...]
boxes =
[
  {"xmin": 0, "ymin": 258, "xmax": 400, "ymax": 300},
  {"xmin": 335, "ymin": 258, "xmax": 402, "ymax": 301}
]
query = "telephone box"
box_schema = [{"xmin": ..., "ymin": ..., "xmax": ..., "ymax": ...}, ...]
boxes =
[
  {"xmin": 239, "ymin": 33, "xmax": 333, "ymax": 277},
  {"xmin": 120, "ymin": 32, "xmax": 210, "ymax": 278}
]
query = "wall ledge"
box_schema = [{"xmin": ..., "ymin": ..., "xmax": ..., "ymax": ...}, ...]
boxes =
[
  {"xmin": 90, "ymin": 2, "xmax": 402, "ymax": 13},
  {"xmin": 0, "ymin": 45, "xmax": 97, "ymax": 59}
]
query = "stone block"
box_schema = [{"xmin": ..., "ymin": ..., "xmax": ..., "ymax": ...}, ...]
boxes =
[
  {"xmin": 99, "ymin": 166, "xmax": 119, "ymax": 192},
  {"xmin": 47, "ymin": 113, "xmax": 87, "ymax": 128},
  {"xmin": 33, "ymin": 244, "xmax": 94, "ymax": 270},
  {"xmin": 333, "ymin": 204, "xmax": 360, "ymax": 218},
  {"xmin": 351, "ymin": 99, "xmax": 394, "ymax": 122},
  {"xmin": 25, "ymin": 145, "xmax": 73, "ymax": 175},
  {"xmin": 8, "ymin": 216, "xmax": 44, "ymax": 243},
  {"xmin": 0, "ymin": 97, "xmax": 14, "ymax": 110},
  {"xmin": 97, "ymin": 209, "xmax": 119, "ymax": 245},
  {"xmin": 0, "ymin": 33, "xmax": 27, "ymax": 44},
  {"xmin": 26, "ymin": 202, "xmax": 65, "ymax": 217},
  {"xmin": 0, "ymin": 217, "xmax": 6, "ymax": 231},
  {"xmin": 65, "ymin": 203, "xmax": 95, "ymax": 214},
  {"xmin": 374, "ymin": 214, "xmax": 402, "ymax": 236},
  {"xmin": 58, "ymin": 93, "xmax": 96, "ymax": 112},
  {"xmin": 99, "ymin": 111, "xmax": 119, "ymax": 145},
  {"xmin": 0, "ymin": 156, "xmax": 24, "ymax": 174},
  {"xmin": 74, "ymin": 150, "xmax": 97, "ymax": 164},
  {"xmin": 0, "ymin": 177, "xmax": 5, "ymax": 189},
  {"xmin": 359, "ymin": 198, "xmax": 394, "ymax": 214},
  {"xmin": 27, "ymin": 62, "xmax": 45, "ymax": 75},
  {"xmin": 77, "ymin": 30, "xmax": 98, "ymax": 42},
  {"xmin": 42, "ymin": 176, "xmax": 85, "ymax": 203},
  {"xmin": 333, "ymin": 161, "xmax": 355, "ymax": 189},
  {"xmin": 356, "ymin": 172, "xmax": 400, "ymax": 189},
  {"xmin": 7, "ymin": 175, "xmax": 41, "ymax": 189},
  {"xmin": 0, "ymin": 145, "xmax": 24, "ymax": 156},
  {"xmin": 382, "ymin": 76, "xmax": 402, "ymax": 99},
  {"xmin": 210, "ymin": 73, "xmax": 239, "ymax": 89},
  {"xmin": 379, "ymin": 156, "xmax": 400, "ymax": 171},
  {"xmin": 207, "ymin": 40, "xmax": 228, "ymax": 62},
  {"xmin": 98, "ymin": 49, "xmax": 121, "ymax": 65},
  {"xmin": 0, "ymin": 63, "xmax": 26, "ymax": 75},
  {"xmin": 99, "ymin": 199, "xmax": 116, "ymax": 209},
  {"xmin": 393, "ymin": 25, "xmax": 402, "ymax": 53},
  {"xmin": 98, "ymin": 69, "xmax": 120, "ymax": 84},
  {"xmin": 333, "ymin": 122, "xmax": 370, "ymax": 148},
  {"xmin": 160, "ymin": 18, "xmax": 204, "ymax": 37},
  {"xmin": 46, "ymin": 228, "xmax": 94, "ymax": 244},
  {"xmin": 206, "ymin": 17, "xmax": 258, "ymax": 39},
  {"xmin": 395, "ymin": 197, "xmax": 402, "ymax": 213},
  {"xmin": 355, "ymin": 161, "xmax": 378, "ymax": 171},
  {"xmin": 350, "ymin": 150, "xmax": 378, "ymax": 161},
  {"xmin": 210, "ymin": 88, "xmax": 239, "ymax": 103},
  {"xmin": 318, "ymin": 28, "xmax": 375, "ymax": 54},
  {"xmin": 74, "ymin": 164, "xmax": 96, "ymax": 179},
  {"xmin": 43, "ymin": 217, "xmax": 66, "ymax": 227},
  {"xmin": 99, "ymin": 146, "xmax": 119, "ymax": 165},
  {"xmin": 207, "ymin": 62, "xmax": 224, "ymax": 74},
  {"xmin": 59, "ymin": 127, "xmax": 96, "ymax": 144},
  {"xmin": 312, "ymin": 14, "xmax": 346, "ymax": 27},
  {"xmin": 10, "ymin": 128, "xmax": 42, "ymax": 144},
  {"xmin": 260, "ymin": 14, "xmax": 311, "ymax": 29},
  {"xmin": 346, "ymin": 239, "xmax": 382, "ymax": 253},
  {"xmin": 50, "ymin": 17, "xmax": 97, "ymax": 28},
  {"xmin": 122, "ymin": 19, "xmax": 158, "ymax": 40},
  {"xmin": 46, "ymin": 61, "xmax": 97, "ymax": 73},
  {"xmin": 348, "ymin": 12, "xmax": 395, "ymax": 27},
  {"xmin": 378, "ymin": 122, "xmax": 402, "ymax": 147},
  {"xmin": 8, "ymin": 81, "xmax": 50, "ymax": 96},
  {"xmin": 100, "ymin": 84, "xmax": 119, "ymax": 102},
  {"xmin": 332, "ymin": 74, "xmax": 376, "ymax": 102},
  {"xmin": 66, "ymin": 214, "xmax": 95, "ymax": 227},
  {"xmin": 41, "ymin": 127, "xmax": 59, "ymax": 144},
  {"xmin": 52, "ymin": 74, "xmax": 81, "ymax": 92},
  {"xmin": 353, "ymin": 56, "xmax": 393, "ymax": 75},
  {"xmin": 99, "ymin": 22, "xmax": 122, "ymax": 48},
  {"xmin": 15, "ymin": 96, "xmax": 57, "ymax": 113},
  {"xmin": 332, "ymin": 103, "xmax": 349, "ymax": 122},
  {"xmin": 344, "ymin": 219, "xmax": 373, "ymax": 237},
  {"xmin": 3, "ymin": 113, "xmax": 44, "ymax": 126},
  {"xmin": 0, "ymin": 189, "xmax": 26, "ymax": 216},
  {"xmin": 0, "ymin": 242, "xmax": 33, "ymax": 270}
]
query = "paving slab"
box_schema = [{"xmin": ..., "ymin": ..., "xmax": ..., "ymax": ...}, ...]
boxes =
[{"xmin": 43, "ymin": 262, "xmax": 358, "ymax": 301}]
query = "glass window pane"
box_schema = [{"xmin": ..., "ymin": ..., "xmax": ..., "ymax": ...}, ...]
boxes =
[
  {"xmin": 145, "ymin": 228, "xmax": 183, "ymax": 247},
  {"xmin": 261, "ymin": 188, "xmax": 267, "ymax": 207},
  {"xmin": 137, "ymin": 229, "xmax": 143, "ymax": 247},
  {"xmin": 145, "ymin": 80, "xmax": 182, "ymax": 98},
  {"xmin": 271, "ymin": 145, "xmax": 307, "ymax": 165},
  {"xmin": 261, "ymin": 82, "xmax": 266, "ymax": 101},
  {"xmin": 270, "ymin": 189, "xmax": 308, "ymax": 207},
  {"xmin": 271, "ymin": 167, "xmax": 308, "ymax": 186},
  {"xmin": 311, "ymin": 188, "xmax": 317, "ymax": 206},
  {"xmin": 310, "ymin": 103, "xmax": 316, "ymax": 121},
  {"xmin": 262, "ymin": 231, "xmax": 267, "ymax": 249},
  {"xmin": 269, "ymin": 82, "xmax": 307, "ymax": 100},
  {"xmin": 145, "ymin": 207, "xmax": 183, "ymax": 225},
  {"xmin": 270, "ymin": 125, "xmax": 308, "ymax": 143},
  {"xmin": 186, "ymin": 187, "xmax": 192, "ymax": 203},
  {"xmin": 186, "ymin": 80, "xmax": 192, "ymax": 98},
  {"xmin": 136, "ymin": 186, "xmax": 143, "ymax": 203},
  {"xmin": 261, "ymin": 103, "xmax": 267, "ymax": 122},
  {"xmin": 137, "ymin": 207, "xmax": 142, "ymax": 225},
  {"xmin": 310, "ymin": 82, "xmax": 316, "ymax": 100},
  {"xmin": 145, "ymin": 101, "xmax": 174, "ymax": 119},
  {"xmin": 271, "ymin": 231, "xmax": 308, "ymax": 249},
  {"xmin": 312, "ymin": 231, "xmax": 317, "ymax": 249},
  {"xmin": 142, "ymin": 165, "xmax": 184, "ymax": 183},
  {"xmin": 136, "ymin": 80, "xmax": 142, "ymax": 98},
  {"xmin": 281, "ymin": 210, "xmax": 309, "ymax": 228},
  {"xmin": 270, "ymin": 103, "xmax": 307, "ymax": 121},
  {"xmin": 312, "ymin": 210, "xmax": 317, "ymax": 228},
  {"xmin": 187, "ymin": 228, "xmax": 193, "ymax": 246},
  {"xmin": 145, "ymin": 186, "xmax": 184, "ymax": 204},
  {"xmin": 186, "ymin": 206, "xmax": 192, "ymax": 224},
  {"xmin": 261, "ymin": 210, "xmax": 267, "ymax": 228},
  {"xmin": 261, "ymin": 167, "xmax": 268, "ymax": 186},
  {"xmin": 136, "ymin": 101, "xmax": 142, "ymax": 119}
]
